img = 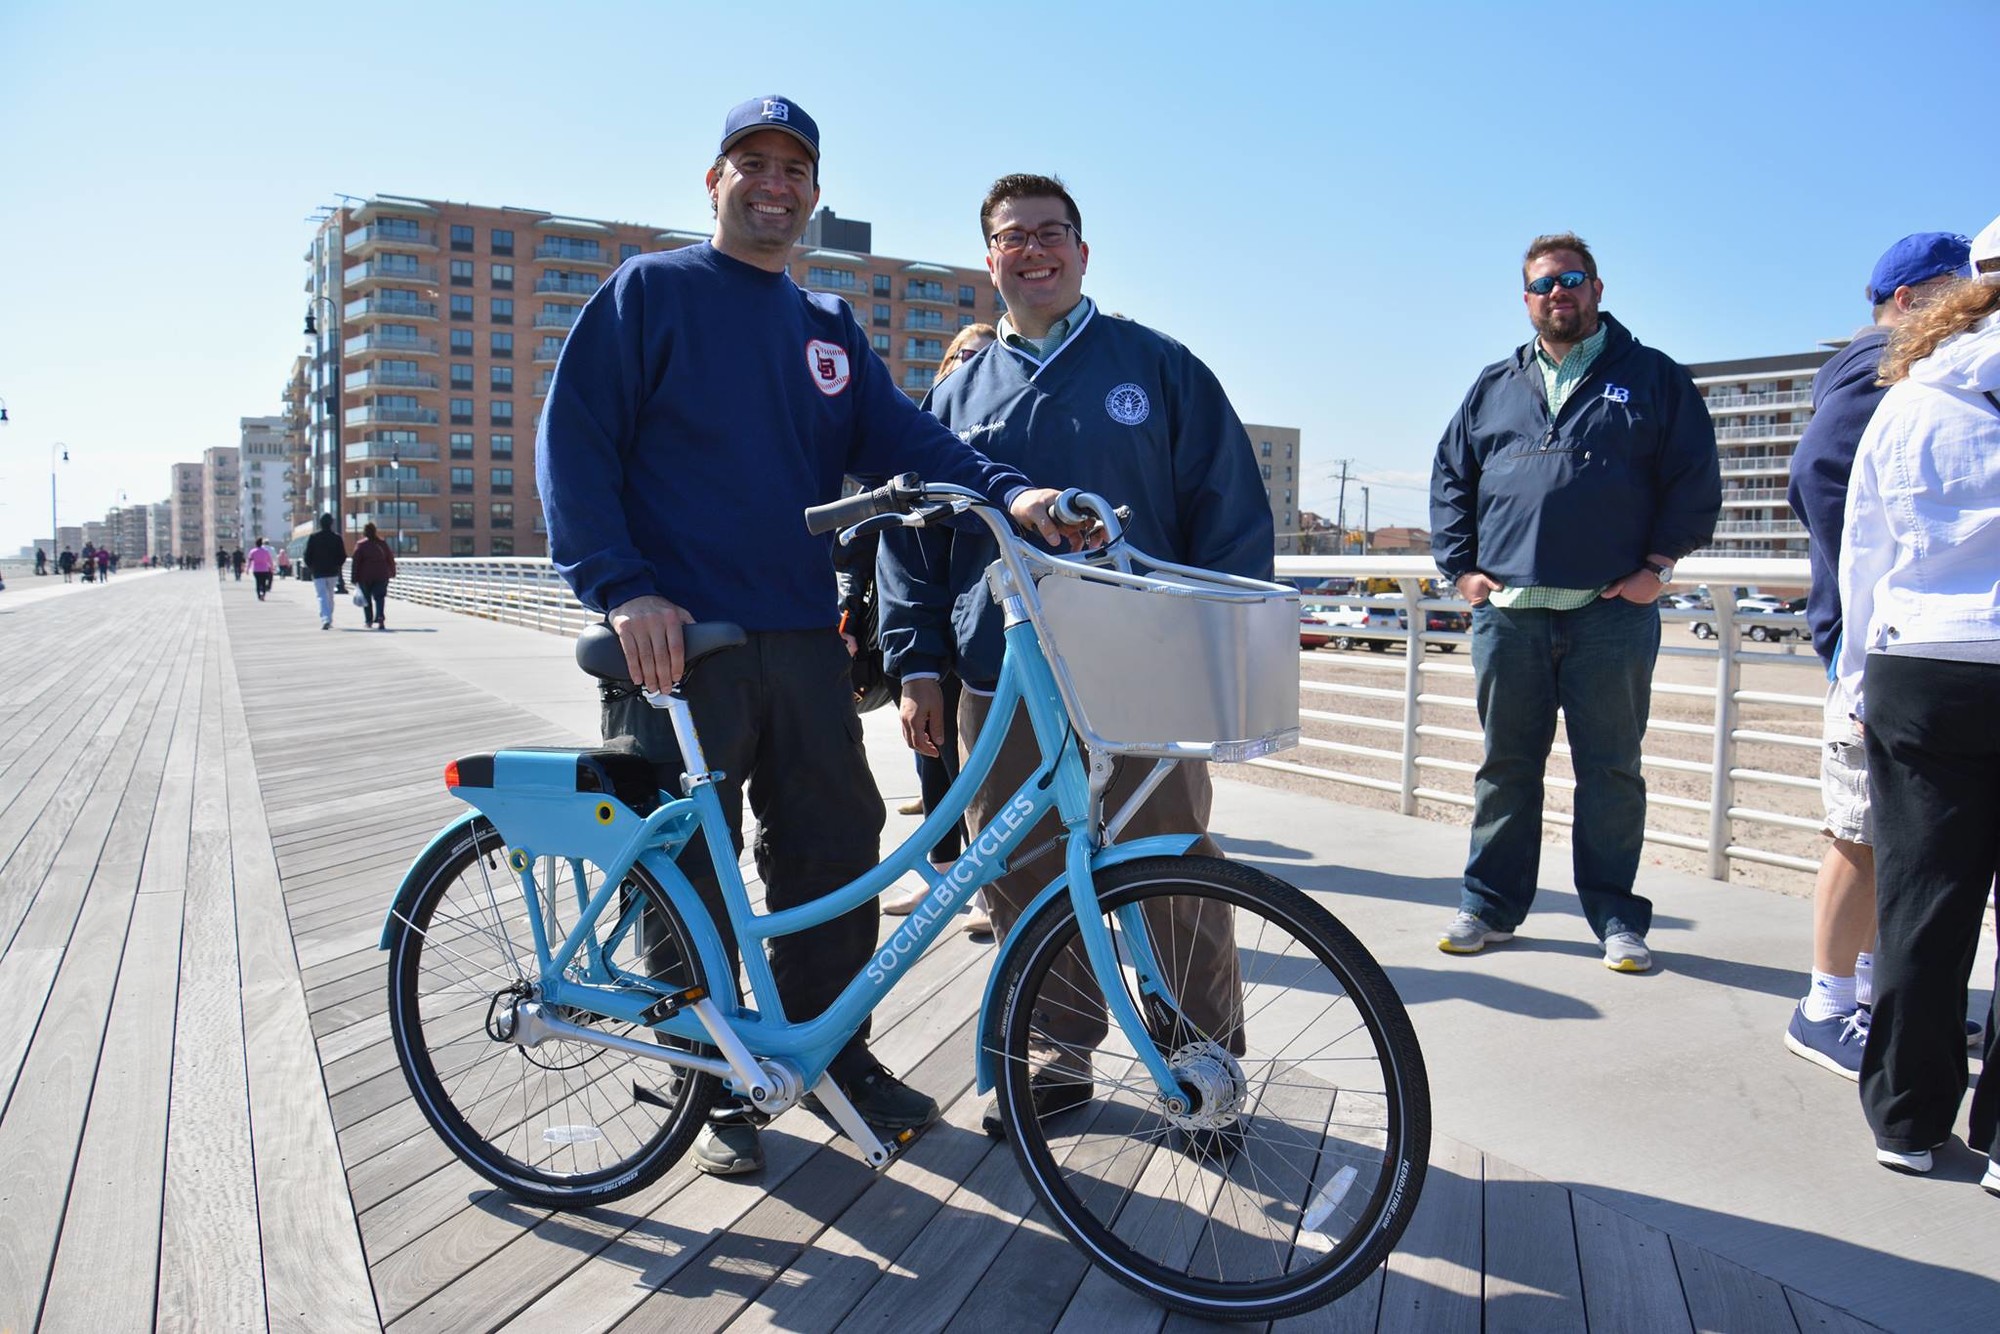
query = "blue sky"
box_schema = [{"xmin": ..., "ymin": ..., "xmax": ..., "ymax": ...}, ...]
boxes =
[{"xmin": 2, "ymin": 0, "xmax": 1996, "ymax": 549}]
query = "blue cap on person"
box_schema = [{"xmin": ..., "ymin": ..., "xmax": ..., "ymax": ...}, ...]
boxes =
[
  {"xmin": 720, "ymin": 96, "xmax": 819, "ymax": 162},
  {"xmin": 1866, "ymin": 232, "xmax": 1971, "ymax": 304}
]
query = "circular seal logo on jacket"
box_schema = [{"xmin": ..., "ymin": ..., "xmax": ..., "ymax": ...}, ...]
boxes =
[
  {"xmin": 805, "ymin": 340, "xmax": 851, "ymax": 396},
  {"xmin": 1104, "ymin": 383, "xmax": 1149, "ymax": 425}
]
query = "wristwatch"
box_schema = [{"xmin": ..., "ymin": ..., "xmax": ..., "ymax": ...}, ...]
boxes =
[{"xmin": 1643, "ymin": 559, "xmax": 1675, "ymax": 585}]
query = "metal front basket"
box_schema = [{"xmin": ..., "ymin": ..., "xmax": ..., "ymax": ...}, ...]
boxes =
[{"xmin": 1033, "ymin": 566, "xmax": 1301, "ymax": 758}]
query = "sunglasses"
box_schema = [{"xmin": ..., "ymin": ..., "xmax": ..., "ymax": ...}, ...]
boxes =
[{"xmin": 1525, "ymin": 270, "xmax": 1591, "ymax": 296}]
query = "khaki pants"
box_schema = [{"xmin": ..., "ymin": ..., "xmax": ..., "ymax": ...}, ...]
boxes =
[{"xmin": 959, "ymin": 691, "xmax": 1243, "ymax": 1081}]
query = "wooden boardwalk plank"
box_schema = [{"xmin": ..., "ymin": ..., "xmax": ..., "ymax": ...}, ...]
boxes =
[
  {"xmin": 1672, "ymin": 1236, "xmax": 1799, "ymax": 1334},
  {"xmin": 1572, "ymin": 1192, "xmax": 1694, "ymax": 1333},
  {"xmin": 1482, "ymin": 1154, "xmax": 1586, "ymax": 1334},
  {"xmin": 1375, "ymin": 1138, "xmax": 1481, "ymax": 1334}
]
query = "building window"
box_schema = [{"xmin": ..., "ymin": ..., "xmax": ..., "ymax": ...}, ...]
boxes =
[
  {"xmin": 450, "ymin": 329, "xmax": 474, "ymax": 354},
  {"xmin": 450, "ymin": 259, "xmax": 474, "ymax": 286},
  {"xmin": 450, "ymin": 363, "xmax": 474, "ymax": 389},
  {"xmin": 490, "ymin": 331, "xmax": 513, "ymax": 358},
  {"xmin": 490, "ymin": 536, "xmax": 515, "ymax": 556},
  {"xmin": 451, "ymin": 535, "xmax": 475, "ymax": 555},
  {"xmin": 959, "ymin": 284, "xmax": 976, "ymax": 307},
  {"xmin": 450, "ymin": 224, "xmax": 474, "ymax": 252},
  {"xmin": 450, "ymin": 295, "xmax": 474, "ymax": 321},
  {"xmin": 490, "ymin": 263, "xmax": 514, "ymax": 290},
  {"xmin": 491, "ymin": 400, "xmax": 514, "ymax": 425},
  {"xmin": 491, "ymin": 228, "xmax": 514, "ymax": 255},
  {"xmin": 906, "ymin": 279, "xmax": 946, "ymax": 302},
  {"xmin": 490, "ymin": 366, "xmax": 514, "ymax": 391},
  {"xmin": 1260, "ymin": 441, "xmax": 1272, "ymax": 456},
  {"xmin": 873, "ymin": 304, "xmax": 890, "ymax": 328},
  {"xmin": 450, "ymin": 432, "xmax": 475, "ymax": 458},
  {"xmin": 451, "ymin": 467, "xmax": 474, "ymax": 493},
  {"xmin": 620, "ymin": 243, "xmax": 641, "ymax": 262},
  {"xmin": 491, "ymin": 501, "xmax": 514, "ymax": 528},
  {"xmin": 873, "ymin": 274, "xmax": 891, "ymax": 296},
  {"xmin": 808, "ymin": 266, "xmax": 858, "ymax": 289},
  {"xmin": 491, "ymin": 467, "xmax": 514, "ymax": 494},
  {"xmin": 450, "ymin": 398, "xmax": 474, "ymax": 425},
  {"xmin": 451, "ymin": 502, "xmax": 474, "ymax": 528},
  {"xmin": 958, "ymin": 314, "xmax": 973, "ymax": 329},
  {"xmin": 536, "ymin": 336, "xmax": 563, "ymax": 361},
  {"xmin": 871, "ymin": 333, "xmax": 890, "ymax": 353},
  {"xmin": 491, "ymin": 297, "xmax": 513, "ymax": 324},
  {"xmin": 1260, "ymin": 463, "xmax": 1271, "ymax": 479},
  {"xmin": 491, "ymin": 433, "xmax": 514, "ymax": 458}
]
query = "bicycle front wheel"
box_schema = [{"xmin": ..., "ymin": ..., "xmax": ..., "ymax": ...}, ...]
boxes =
[
  {"xmin": 987, "ymin": 855, "xmax": 1429, "ymax": 1321},
  {"xmin": 385, "ymin": 817, "xmax": 721, "ymax": 1207}
]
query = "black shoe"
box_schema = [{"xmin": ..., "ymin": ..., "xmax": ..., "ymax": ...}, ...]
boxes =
[
  {"xmin": 691, "ymin": 1117, "xmax": 764, "ymax": 1176},
  {"xmin": 1173, "ymin": 1119, "xmax": 1246, "ymax": 1163},
  {"xmin": 982, "ymin": 1073, "xmax": 1093, "ymax": 1141},
  {"xmin": 807, "ymin": 1059, "xmax": 939, "ymax": 1132}
]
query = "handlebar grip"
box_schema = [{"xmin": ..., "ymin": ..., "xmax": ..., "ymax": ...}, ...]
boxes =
[
  {"xmin": 803, "ymin": 472, "xmax": 921, "ymax": 536},
  {"xmin": 1051, "ymin": 490, "xmax": 1125, "ymax": 527}
]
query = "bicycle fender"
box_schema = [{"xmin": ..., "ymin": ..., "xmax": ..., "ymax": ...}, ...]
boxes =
[
  {"xmin": 379, "ymin": 810, "xmax": 487, "ymax": 950},
  {"xmin": 972, "ymin": 834, "xmax": 1199, "ymax": 1094}
]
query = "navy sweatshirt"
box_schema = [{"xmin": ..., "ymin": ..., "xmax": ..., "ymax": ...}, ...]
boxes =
[
  {"xmin": 1787, "ymin": 328, "xmax": 1889, "ymax": 666},
  {"xmin": 877, "ymin": 309, "xmax": 1273, "ymax": 688},
  {"xmin": 1430, "ymin": 313, "xmax": 1720, "ymax": 588},
  {"xmin": 535, "ymin": 243, "xmax": 1030, "ymax": 628}
]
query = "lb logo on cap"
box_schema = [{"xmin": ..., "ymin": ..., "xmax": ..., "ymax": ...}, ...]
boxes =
[{"xmin": 806, "ymin": 339, "xmax": 851, "ymax": 395}]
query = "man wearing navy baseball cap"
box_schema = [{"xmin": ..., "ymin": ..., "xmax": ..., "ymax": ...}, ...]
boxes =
[
  {"xmin": 1782, "ymin": 228, "xmax": 1970, "ymax": 1080},
  {"xmin": 537, "ymin": 95, "xmax": 1083, "ymax": 1177}
]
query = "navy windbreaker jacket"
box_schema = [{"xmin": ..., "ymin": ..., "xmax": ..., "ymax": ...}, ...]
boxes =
[{"xmin": 1430, "ymin": 313, "xmax": 1720, "ymax": 588}]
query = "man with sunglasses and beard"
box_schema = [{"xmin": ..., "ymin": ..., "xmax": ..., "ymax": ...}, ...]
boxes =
[{"xmin": 1429, "ymin": 233, "xmax": 1719, "ymax": 974}]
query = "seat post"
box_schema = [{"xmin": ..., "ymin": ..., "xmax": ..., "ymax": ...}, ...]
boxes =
[{"xmin": 652, "ymin": 689, "xmax": 714, "ymax": 793}]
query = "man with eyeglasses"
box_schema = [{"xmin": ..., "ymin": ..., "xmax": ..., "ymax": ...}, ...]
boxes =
[
  {"xmin": 538, "ymin": 101, "xmax": 1082, "ymax": 1178},
  {"xmin": 878, "ymin": 173, "xmax": 1271, "ymax": 1155},
  {"xmin": 1429, "ymin": 233, "xmax": 1720, "ymax": 974}
]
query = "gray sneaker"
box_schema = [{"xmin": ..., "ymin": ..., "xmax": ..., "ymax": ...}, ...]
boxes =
[
  {"xmin": 691, "ymin": 1118, "xmax": 764, "ymax": 1176},
  {"xmin": 1603, "ymin": 931, "xmax": 1652, "ymax": 973},
  {"xmin": 1438, "ymin": 911, "xmax": 1512, "ymax": 955}
]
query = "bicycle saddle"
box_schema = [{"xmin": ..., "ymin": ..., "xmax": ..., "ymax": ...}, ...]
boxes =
[{"xmin": 574, "ymin": 620, "xmax": 748, "ymax": 684}]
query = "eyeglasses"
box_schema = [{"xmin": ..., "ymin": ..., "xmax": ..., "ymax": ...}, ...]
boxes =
[
  {"xmin": 954, "ymin": 345, "xmax": 985, "ymax": 362},
  {"xmin": 988, "ymin": 222, "xmax": 1078, "ymax": 254},
  {"xmin": 1525, "ymin": 270, "xmax": 1591, "ymax": 296}
]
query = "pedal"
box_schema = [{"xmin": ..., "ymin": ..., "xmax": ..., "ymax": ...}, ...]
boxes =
[
  {"xmin": 639, "ymin": 984, "xmax": 709, "ymax": 1026},
  {"xmin": 804, "ymin": 1075, "xmax": 929, "ymax": 1170}
]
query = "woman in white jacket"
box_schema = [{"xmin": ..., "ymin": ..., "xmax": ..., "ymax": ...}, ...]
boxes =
[{"xmin": 1838, "ymin": 218, "xmax": 2000, "ymax": 1190}]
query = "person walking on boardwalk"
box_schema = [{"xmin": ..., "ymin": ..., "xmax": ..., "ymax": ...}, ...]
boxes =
[
  {"xmin": 34, "ymin": 548, "xmax": 46, "ymax": 577},
  {"xmin": 246, "ymin": 537, "xmax": 278, "ymax": 601},
  {"xmin": 1429, "ymin": 232, "xmax": 1721, "ymax": 974},
  {"xmin": 58, "ymin": 548, "xmax": 74, "ymax": 582},
  {"xmin": 216, "ymin": 546, "xmax": 228, "ymax": 579},
  {"xmin": 349, "ymin": 523, "xmax": 396, "ymax": 630},
  {"xmin": 878, "ymin": 173, "xmax": 1268, "ymax": 1149},
  {"xmin": 536, "ymin": 94, "xmax": 1080, "ymax": 1179},
  {"xmin": 230, "ymin": 547, "xmax": 245, "ymax": 581},
  {"xmin": 1782, "ymin": 230, "xmax": 1972, "ymax": 1079},
  {"xmin": 276, "ymin": 546, "xmax": 292, "ymax": 581},
  {"xmin": 303, "ymin": 513, "xmax": 347, "ymax": 630}
]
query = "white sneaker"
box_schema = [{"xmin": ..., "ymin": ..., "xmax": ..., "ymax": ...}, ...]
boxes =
[
  {"xmin": 1981, "ymin": 1158, "xmax": 1999, "ymax": 1198},
  {"xmin": 1437, "ymin": 911, "xmax": 1512, "ymax": 955},
  {"xmin": 1876, "ymin": 1142, "xmax": 1943, "ymax": 1175},
  {"xmin": 1602, "ymin": 931, "xmax": 1652, "ymax": 973},
  {"xmin": 879, "ymin": 879, "xmax": 930, "ymax": 916}
]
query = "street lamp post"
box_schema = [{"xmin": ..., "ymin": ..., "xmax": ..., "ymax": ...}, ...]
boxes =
[
  {"xmin": 51, "ymin": 442, "xmax": 69, "ymax": 560},
  {"xmin": 304, "ymin": 295, "xmax": 341, "ymax": 539},
  {"xmin": 390, "ymin": 448, "xmax": 403, "ymax": 553}
]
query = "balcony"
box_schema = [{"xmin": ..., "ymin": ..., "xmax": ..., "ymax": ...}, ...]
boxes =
[
  {"xmin": 535, "ymin": 274, "xmax": 601, "ymax": 297},
  {"xmin": 1711, "ymin": 518, "xmax": 1808, "ymax": 537},
  {"xmin": 347, "ymin": 331, "xmax": 439, "ymax": 358},
  {"xmin": 533, "ymin": 339, "xmax": 565, "ymax": 364},
  {"xmin": 345, "ymin": 295, "xmax": 439, "ymax": 324},
  {"xmin": 903, "ymin": 285, "xmax": 954, "ymax": 307},
  {"xmin": 345, "ymin": 259, "xmax": 439, "ymax": 288},
  {"xmin": 345, "ymin": 403, "xmax": 440, "ymax": 428},
  {"xmin": 533, "ymin": 239, "xmax": 611, "ymax": 267},
  {"xmin": 344, "ymin": 367, "xmax": 438, "ymax": 392},
  {"xmin": 1703, "ymin": 387, "xmax": 1814, "ymax": 414},
  {"xmin": 533, "ymin": 309, "xmax": 579, "ymax": 331},
  {"xmin": 1713, "ymin": 421, "xmax": 1804, "ymax": 444},
  {"xmin": 345, "ymin": 477, "xmax": 441, "ymax": 497},
  {"xmin": 347, "ymin": 441, "xmax": 440, "ymax": 465},
  {"xmin": 345, "ymin": 225, "xmax": 438, "ymax": 256},
  {"xmin": 1719, "ymin": 455, "xmax": 1787, "ymax": 477},
  {"xmin": 1721, "ymin": 486, "xmax": 1791, "ymax": 507},
  {"xmin": 534, "ymin": 372, "xmax": 554, "ymax": 397},
  {"xmin": 346, "ymin": 511, "xmax": 439, "ymax": 532}
]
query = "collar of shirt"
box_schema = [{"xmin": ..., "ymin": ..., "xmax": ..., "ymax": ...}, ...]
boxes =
[
  {"xmin": 1532, "ymin": 319, "xmax": 1607, "ymax": 416},
  {"xmin": 999, "ymin": 297, "xmax": 1093, "ymax": 362}
]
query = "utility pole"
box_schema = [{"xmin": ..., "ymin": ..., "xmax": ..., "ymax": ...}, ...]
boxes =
[
  {"xmin": 1332, "ymin": 460, "xmax": 1351, "ymax": 554},
  {"xmin": 1361, "ymin": 486, "xmax": 1370, "ymax": 554}
]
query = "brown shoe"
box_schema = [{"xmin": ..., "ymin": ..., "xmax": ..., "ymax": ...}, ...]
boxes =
[{"xmin": 895, "ymin": 797, "xmax": 925, "ymax": 816}]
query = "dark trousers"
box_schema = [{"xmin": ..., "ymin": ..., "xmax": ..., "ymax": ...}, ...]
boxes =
[
  {"xmin": 359, "ymin": 580, "xmax": 388, "ymax": 625},
  {"xmin": 916, "ymin": 672, "xmax": 966, "ymax": 863},
  {"xmin": 603, "ymin": 628, "xmax": 887, "ymax": 1077},
  {"xmin": 1859, "ymin": 653, "xmax": 2000, "ymax": 1156},
  {"xmin": 1461, "ymin": 596, "xmax": 1660, "ymax": 940},
  {"xmin": 253, "ymin": 571, "xmax": 274, "ymax": 598}
]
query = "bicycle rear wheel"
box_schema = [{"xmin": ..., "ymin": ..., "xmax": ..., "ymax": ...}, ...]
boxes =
[
  {"xmin": 385, "ymin": 817, "xmax": 721, "ymax": 1207},
  {"xmin": 987, "ymin": 855, "xmax": 1429, "ymax": 1321}
]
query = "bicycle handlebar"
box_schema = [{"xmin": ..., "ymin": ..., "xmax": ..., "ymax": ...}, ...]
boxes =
[{"xmin": 803, "ymin": 473, "xmax": 923, "ymax": 536}]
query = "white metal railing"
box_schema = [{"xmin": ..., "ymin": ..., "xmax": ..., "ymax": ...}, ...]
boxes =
[
  {"xmin": 390, "ymin": 553, "xmax": 1825, "ymax": 881},
  {"xmin": 1279, "ymin": 554, "xmax": 1821, "ymax": 879}
]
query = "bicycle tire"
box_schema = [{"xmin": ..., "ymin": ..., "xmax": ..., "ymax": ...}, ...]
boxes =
[
  {"xmin": 386, "ymin": 817, "xmax": 721, "ymax": 1207},
  {"xmin": 986, "ymin": 855, "xmax": 1429, "ymax": 1321}
]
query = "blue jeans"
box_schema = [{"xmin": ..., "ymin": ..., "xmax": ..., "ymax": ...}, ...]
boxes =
[{"xmin": 1460, "ymin": 595, "xmax": 1660, "ymax": 940}]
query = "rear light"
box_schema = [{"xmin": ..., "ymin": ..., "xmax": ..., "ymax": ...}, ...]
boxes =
[{"xmin": 444, "ymin": 760, "xmax": 460, "ymax": 788}]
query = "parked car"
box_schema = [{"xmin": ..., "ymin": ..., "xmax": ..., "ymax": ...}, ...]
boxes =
[
  {"xmin": 1735, "ymin": 594, "xmax": 1788, "ymax": 614},
  {"xmin": 1303, "ymin": 600, "xmax": 1463, "ymax": 652},
  {"xmin": 1663, "ymin": 592, "xmax": 1712, "ymax": 611},
  {"xmin": 1299, "ymin": 609, "xmax": 1336, "ymax": 649},
  {"xmin": 1688, "ymin": 607, "xmax": 1809, "ymax": 643}
]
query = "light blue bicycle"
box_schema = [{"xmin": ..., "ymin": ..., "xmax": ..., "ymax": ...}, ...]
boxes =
[{"xmin": 382, "ymin": 477, "xmax": 1430, "ymax": 1320}]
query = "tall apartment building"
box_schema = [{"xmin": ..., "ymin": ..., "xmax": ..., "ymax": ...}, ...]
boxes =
[
  {"xmin": 284, "ymin": 356, "xmax": 311, "ymax": 538},
  {"xmin": 148, "ymin": 503, "xmax": 173, "ymax": 561},
  {"xmin": 104, "ymin": 503, "xmax": 150, "ymax": 561},
  {"xmin": 1243, "ymin": 424, "xmax": 1302, "ymax": 555},
  {"xmin": 1685, "ymin": 347, "xmax": 1837, "ymax": 561},
  {"xmin": 170, "ymin": 462, "xmax": 205, "ymax": 560},
  {"xmin": 240, "ymin": 415, "xmax": 292, "ymax": 547},
  {"xmin": 203, "ymin": 446, "xmax": 242, "ymax": 560},
  {"xmin": 303, "ymin": 196, "xmax": 1003, "ymax": 558}
]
